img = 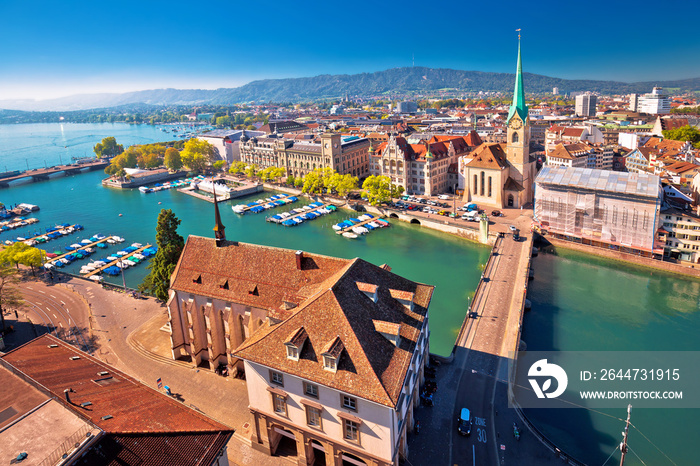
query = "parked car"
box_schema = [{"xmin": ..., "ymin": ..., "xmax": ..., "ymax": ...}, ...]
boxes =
[
  {"xmin": 438, "ymin": 194, "xmax": 450, "ymax": 200},
  {"xmin": 428, "ymin": 200, "xmax": 437, "ymax": 206},
  {"xmin": 491, "ymin": 210, "xmax": 501, "ymax": 217},
  {"xmin": 466, "ymin": 203, "xmax": 478, "ymax": 212},
  {"xmin": 509, "ymin": 225, "xmax": 517, "ymax": 232},
  {"xmin": 419, "ymin": 198, "xmax": 427, "ymax": 204},
  {"xmin": 422, "ymin": 207, "xmax": 431, "ymax": 213},
  {"xmin": 457, "ymin": 408, "xmax": 472, "ymax": 436},
  {"xmin": 438, "ymin": 210, "xmax": 447, "ymax": 216}
]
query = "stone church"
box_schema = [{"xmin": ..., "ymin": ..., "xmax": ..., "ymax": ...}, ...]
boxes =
[{"xmin": 462, "ymin": 38, "xmax": 537, "ymax": 208}]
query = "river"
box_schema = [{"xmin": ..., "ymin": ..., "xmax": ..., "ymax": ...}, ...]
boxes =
[{"xmin": 2, "ymin": 123, "xmax": 698, "ymax": 464}]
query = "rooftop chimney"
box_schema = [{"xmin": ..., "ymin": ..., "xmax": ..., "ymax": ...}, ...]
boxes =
[{"xmin": 295, "ymin": 250, "xmax": 303, "ymax": 270}]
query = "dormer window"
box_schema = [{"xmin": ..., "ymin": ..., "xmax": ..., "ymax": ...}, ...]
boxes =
[
  {"xmin": 323, "ymin": 355, "xmax": 337, "ymax": 371},
  {"xmin": 284, "ymin": 327, "xmax": 307, "ymax": 361},
  {"xmin": 356, "ymin": 282, "xmax": 378, "ymax": 303},
  {"xmin": 321, "ymin": 336, "xmax": 344, "ymax": 373},
  {"xmin": 192, "ymin": 274, "xmax": 202, "ymax": 284},
  {"xmin": 389, "ymin": 289, "xmax": 415, "ymax": 311}
]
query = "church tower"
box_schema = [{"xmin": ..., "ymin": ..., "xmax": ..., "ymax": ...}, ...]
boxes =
[
  {"xmin": 505, "ymin": 33, "xmax": 535, "ymax": 205},
  {"xmin": 213, "ymin": 188, "xmax": 226, "ymax": 247}
]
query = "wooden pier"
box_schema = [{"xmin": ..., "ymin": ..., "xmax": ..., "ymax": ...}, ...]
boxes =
[
  {"xmin": 236, "ymin": 194, "xmax": 295, "ymax": 213},
  {"xmin": 83, "ymin": 244, "xmax": 152, "ymax": 277},
  {"xmin": 47, "ymin": 236, "xmax": 115, "ymax": 262},
  {"xmin": 278, "ymin": 203, "xmax": 334, "ymax": 222},
  {"xmin": 21, "ymin": 224, "xmax": 78, "ymax": 244},
  {"xmin": 336, "ymin": 216, "xmax": 383, "ymax": 234}
]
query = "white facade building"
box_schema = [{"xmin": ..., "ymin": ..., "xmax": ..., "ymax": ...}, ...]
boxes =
[{"xmin": 637, "ymin": 87, "xmax": 671, "ymax": 115}]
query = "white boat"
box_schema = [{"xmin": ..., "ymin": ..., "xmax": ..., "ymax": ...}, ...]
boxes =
[
  {"xmin": 44, "ymin": 263, "xmax": 54, "ymax": 269},
  {"xmin": 107, "ymin": 238, "xmax": 116, "ymax": 244},
  {"xmin": 342, "ymin": 232, "xmax": 358, "ymax": 239},
  {"xmin": 133, "ymin": 254, "xmax": 145, "ymax": 260},
  {"xmin": 368, "ymin": 222, "xmax": 380, "ymax": 228},
  {"xmin": 106, "ymin": 256, "xmax": 118, "ymax": 261},
  {"xmin": 88, "ymin": 275, "xmax": 103, "ymax": 282},
  {"xmin": 84, "ymin": 248, "xmax": 94, "ymax": 253},
  {"xmin": 70, "ymin": 243, "xmax": 81, "ymax": 249},
  {"xmin": 332, "ymin": 224, "xmax": 342, "ymax": 231},
  {"xmin": 116, "ymin": 261, "xmax": 129, "ymax": 269},
  {"xmin": 81, "ymin": 239, "xmax": 92, "ymax": 244},
  {"xmin": 352, "ymin": 226, "xmax": 369, "ymax": 235},
  {"xmin": 292, "ymin": 217, "xmax": 303, "ymax": 224},
  {"xmin": 59, "ymin": 258, "xmax": 70, "ymax": 265},
  {"xmin": 131, "ymin": 243, "xmax": 142, "ymax": 248}
]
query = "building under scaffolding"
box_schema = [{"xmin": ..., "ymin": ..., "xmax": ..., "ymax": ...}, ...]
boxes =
[{"xmin": 534, "ymin": 166, "xmax": 663, "ymax": 255}]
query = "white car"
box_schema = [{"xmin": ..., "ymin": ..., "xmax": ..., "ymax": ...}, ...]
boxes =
[
  {"xmin": 509, "ymin": 225, "xmax": 517, "ymax": 232},
  {"xmin": 438, "ymin": 194, "xmax": 450, "ymax": 200}
]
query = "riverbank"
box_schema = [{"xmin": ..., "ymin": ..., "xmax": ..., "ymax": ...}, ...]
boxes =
[{"xmin": 542, "ymin": 235, "xmax": 700, "ymax": 280}]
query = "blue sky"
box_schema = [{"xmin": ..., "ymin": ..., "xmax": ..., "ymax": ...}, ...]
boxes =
[{"xmin": 0, "ymin": 0, "xmax": 698, "ymax": 100}]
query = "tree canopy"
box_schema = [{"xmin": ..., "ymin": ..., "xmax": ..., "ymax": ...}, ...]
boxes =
[
  {"xmin": 361, "ymin": 175, "xmax": 404, "ymax": 205},
  {"xmin": 662, "ymin": 125, "xmax": 700, "ymax": 148},
  {"xmin": 139, "ymin": 209, "xmax": 185, "ymax": 301},
  {"xmin": 180, "ymin": 138, "xmax": 217, "ymax": 172},
  {"xmin": 164, "ymin": 147, "xmax": 183, "ymax": 171},
  {"xmin": 93, "ymin": 137, "xmax": 124, "ymax": 158}
]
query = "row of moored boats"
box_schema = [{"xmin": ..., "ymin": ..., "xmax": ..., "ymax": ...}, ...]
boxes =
[
  {"xmin": 139, "ymin": 175, "xmax": 205, "ymax": 193},
  {"xmin": 0, "ymin": 217, "xmax": 39, "ymax": 233},
  {"xmin": 268, "ymin": 202, "xmax": 337, "ymax": 226},
  {"xmin": 10, "ymin": 223, "xmax": 84, "ymax": 246},
  {"xmin": 233, "ymin": 194, "xmax": 298, "ymax": 214},
  {"xmin": 333, "ymin": 214, "xmax": 389, "ymax": 239}
]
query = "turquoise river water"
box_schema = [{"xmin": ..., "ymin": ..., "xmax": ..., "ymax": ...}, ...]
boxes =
[{"xmin": 2, "ymin": 123, "xmax": 698, "ymax": 465}]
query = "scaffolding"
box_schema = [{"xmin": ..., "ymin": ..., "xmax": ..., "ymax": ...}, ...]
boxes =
[{"xmin": 534, "ymin": 166, "xmax": 661, "ymax": 252}]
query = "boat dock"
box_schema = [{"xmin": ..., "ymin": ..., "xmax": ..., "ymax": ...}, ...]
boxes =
[
  {"xmin": 271, "ymin": 203, "xmax": 333, "ymax": 222},
  {"xmin": 47, "ymin": 236, "xmax": 114, "ymax": 262},
  {"xmin": 336, "ymin": 216, "xmax": 383, "ymax": 234},
  {"xmin": 84, "ymin": 244, "xmax": 153, "ymax": 277},
  {"xmin": 234, "ymin": 194, "xmax": 297, "ymax": 214}
]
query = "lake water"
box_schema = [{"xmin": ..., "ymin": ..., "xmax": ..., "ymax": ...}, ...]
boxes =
[{"xmin": 3, "ymin": 123, "xmax": 699, "ymax": 463}]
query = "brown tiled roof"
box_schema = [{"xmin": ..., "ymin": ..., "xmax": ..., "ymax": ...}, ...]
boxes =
[
  {"xmin": 389, "ymin": 289, "xmax": 415, "ymax": 301},
  {"xmin": 74, "ymin": 432, "xmax": 231, "ymax": 466},
  {"xmin": 547, "ymin": 143, "xmax": 591, "ymax": 160},
  {"xmin": 504, "ymin": 177, "xmax": 525, "ymax": 192},
  {"xmin": 321, "ymin": 336, "xmax": 345, "ymax": 357},
  {"xmin": 562, "ymin": 127, "xmax": 585, "ymax": 138},
  {"xmin": 2, "ymin": 335, "xmax": 232, "ymax": 435},
  {"xmin": 171, "ymin": 237, "xmax": 351, "ymax": 320},
  {"xmin": 234, "ymin": 258, "xmax": 434, "ymax": 408},
  {"xmin": 373, "ymin": 320, "xmax": 401, "ymax": 335},
  {"xmin": 356, "ymin": 282, "xmax": 378, "ymax": 293},
  {"xmin": 664, "ymin": 161, "xmax": 700, "ymax": 175},
  {"xmin": 660, "ymin": 118, "xmax": 689, "ymax": 131},
  {"xmin": 465, "ymin": 143, "xmax": 509, "ymax": 170},
  {"xmin": 286, "ymin": 327, "xmax": 309, "ymax": 347}
]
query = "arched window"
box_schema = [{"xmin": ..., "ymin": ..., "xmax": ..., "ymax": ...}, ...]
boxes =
[
  {"xmin": 473, "ymin": 174, "xmax": 477, "ymax": 194},
  {"xmin": 512, "ymin": 132, "xmax": 519, "ymax": 143},
  {"xmin": 480, "ymin": 171, "xmax": 485, "ymax": 196},
  {"xmin": 488, "ymin": 177, "xmax": 492, "ymax": 197}
]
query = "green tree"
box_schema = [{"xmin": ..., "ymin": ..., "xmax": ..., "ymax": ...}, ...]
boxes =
[
  {"xmin": 139, "ymin": 209, "xmax": 185, "ymax": 301},
  {"xmin": 228, "ymin": 161, "xmax": 247, "ymax": 175},
  {"xmin": 361, "ymin": 175, "xmax": 400, "ymax": 206},
  {"xmin": 302, "ymin": 169, "xmax": 325, "ymax": 194},
  {"xmin": 287, "ymin": 174, "xmax": 296, "ymax": 186},
  {"xmin": 0, "ymin": 265, "xmax": 23, "ymax": 331},
  {"xmin": 216, "ymin": 115, "xmax": 232, "ymax": 127},
  {"xmin": 663, "ymin": 125, "xmax": 700, "ymax": 148},
  {"xmin": 294, "ymin": 176, "xmax": 304, "ymax": 188},
  {"xmin": 334, "ymin": 173, "xmax": 358, "ymax": 197},
  {"xmin": 181, "ymin": 138, "xmax": 217, "ymax": 165},
  {"xmin": 16, "ymin": 247, "xmax": 46, "ymax": 275},
  {"xmin": 245, "ymin": 163, "xmax": 258, "ymax": 178},
  {"xmin": 164, "ymin": 147, "xmax": 183, "ymax": 171},
  {"xmin": 93, "ymin": 137, "xmax": 124, "ymax": 158},
  {"xmin": 212, "ymin": 160, "xmax": 227, "ymax": 172}
]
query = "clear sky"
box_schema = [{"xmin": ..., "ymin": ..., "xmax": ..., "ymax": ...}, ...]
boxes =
[{"xmin": 0, "ymin": 0, "xmax": 698, "ymax": 100}]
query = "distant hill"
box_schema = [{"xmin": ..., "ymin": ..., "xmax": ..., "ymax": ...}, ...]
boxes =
[{"xmin": 2, "ymin": 67, "xmax": 700, "ymax": 111}]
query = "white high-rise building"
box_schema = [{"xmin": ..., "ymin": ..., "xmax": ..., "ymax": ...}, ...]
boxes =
[
  {"xmin": 575, "ymin": 94, "xmax": 597, "ymax": 117},
  {"xmin": 552, "ymin": 87, "xmax": 559, "ymax": 95},
  {"xmin": 637, "ymin": 87, "xmax": 671, "ymax": 115}
]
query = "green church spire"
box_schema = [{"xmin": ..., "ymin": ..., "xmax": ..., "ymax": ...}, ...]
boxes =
[{"xmin": 507, "ymin": 32, "xmax": 528, "ymax": 123}]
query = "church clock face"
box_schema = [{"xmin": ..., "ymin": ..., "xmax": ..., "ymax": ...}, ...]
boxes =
[{"xmin": 509, "ymin": 118, "xmax": 522, "ymax": 130}]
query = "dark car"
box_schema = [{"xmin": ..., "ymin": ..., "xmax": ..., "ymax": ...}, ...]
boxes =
[
  {"xmin": 457, "ymin": 408, "xmax": 472, "ymax": 436},
  {"xmin": 491, "ymin": 210, "xmax": 501, "ymax": 217}
]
